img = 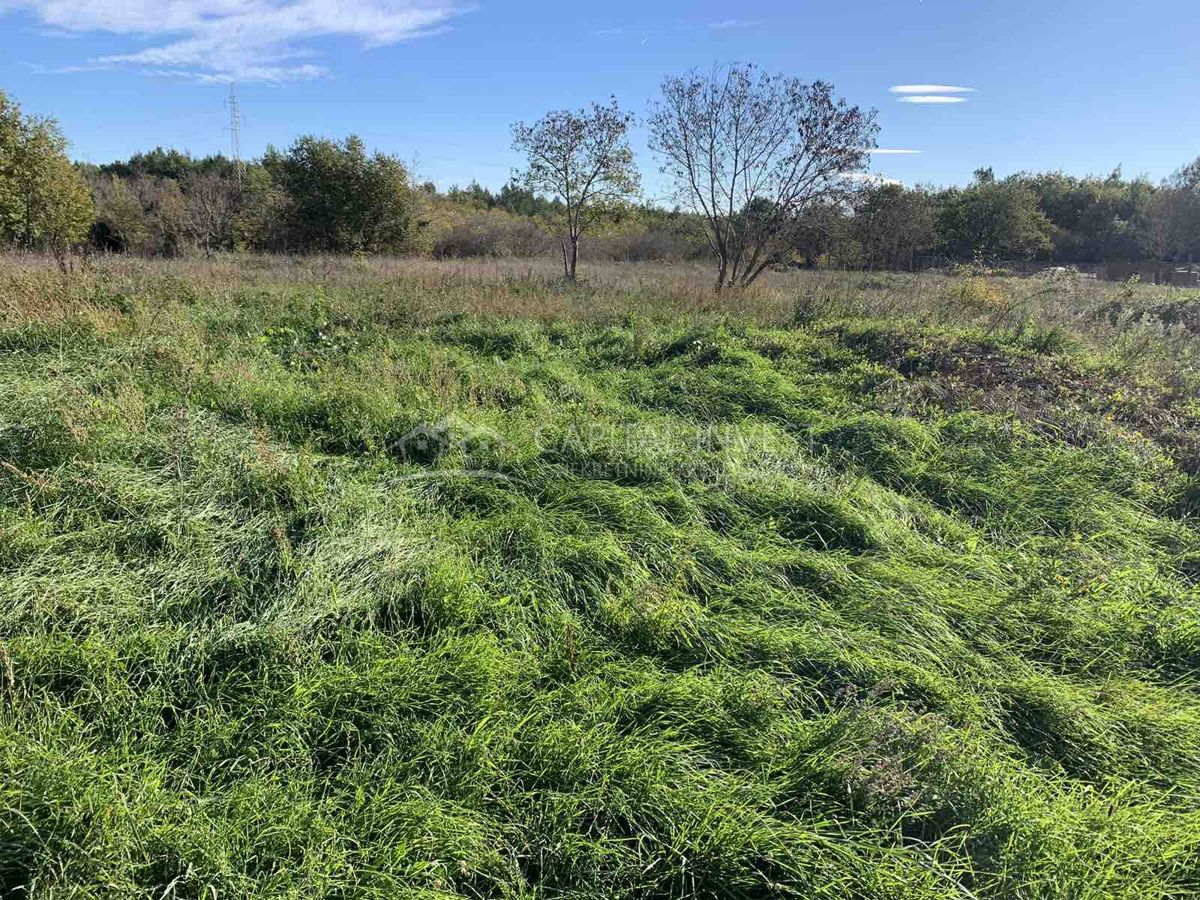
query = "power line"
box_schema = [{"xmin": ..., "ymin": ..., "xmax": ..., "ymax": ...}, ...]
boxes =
[{"xmin": 224, "ymin": 84, "xmax": 245, "ymax": 186}]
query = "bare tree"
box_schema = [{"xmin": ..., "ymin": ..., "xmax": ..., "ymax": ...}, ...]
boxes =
[
  {"xmin": 183, "ymin": 171, "xmax": 239, "ymax": 256},
  {"xmin": 648, "ymin": 64, "xmax": 878, "ymax": 291},
  {"xmin": 512, "ymin": 98, "xmax": 639, "ymax": 280}
]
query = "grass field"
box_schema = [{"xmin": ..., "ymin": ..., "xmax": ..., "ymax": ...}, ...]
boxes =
[{"xmin": 2, "ymin": 255, "xmax": 1200, "ymax": 898}]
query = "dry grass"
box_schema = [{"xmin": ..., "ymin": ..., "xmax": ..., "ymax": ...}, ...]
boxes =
[{"xmin": 5, "ymin": 252, "xmax": 1198, "ymax": 373}]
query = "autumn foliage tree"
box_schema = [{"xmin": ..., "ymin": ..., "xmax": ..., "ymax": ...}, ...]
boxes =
[
  {"xmin": 512, "ymin": 98, "xmax": 639, "ymax": 280},
  {"xmin": 649, "ymin": 64, "xmax": 878, "ymax": 291},
  {"xmin": 0, "ymin": 90, "xmax": 92, "ymax": 264}
]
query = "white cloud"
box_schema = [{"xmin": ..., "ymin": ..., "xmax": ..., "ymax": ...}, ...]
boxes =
[
  {"xmin": 708, "ymin": 19, "xmax": 762, "ymax": 29},
  {"xmin": 3, "ymin": 0, "xmax": 467, "ymax": 83},
  {"xmin": 898, "ymin": 96, "xmax": 968, "ymax": 104},
  {"xmin": 889, "ymin": 84, "xmax": 975, "ymax": 94},
  {"xmin": 871, "ymin": 148, "xmax": 922, "ymax": 155}
]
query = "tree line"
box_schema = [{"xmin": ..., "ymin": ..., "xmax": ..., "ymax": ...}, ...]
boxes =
[{"xmin": 1, "ymin": 68, "xmax": 1198, "ymax": 283}]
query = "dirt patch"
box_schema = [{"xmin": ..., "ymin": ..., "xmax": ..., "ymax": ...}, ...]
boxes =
[{"xmin": 829, "ymin": 327, "xmax": 1200, "ymax": 473}]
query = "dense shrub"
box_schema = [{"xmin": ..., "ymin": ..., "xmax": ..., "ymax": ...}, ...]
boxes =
[
  {"xmin": 589, "ymin": 229, "xmax": 700, "ymax": 262},
  {"xmin": 263, "ymin": 135, "xmax": 415, "ymax": 253},
  {"xmin": 432, "ymin": 210, "xmax": 554, "ymax": 258}
]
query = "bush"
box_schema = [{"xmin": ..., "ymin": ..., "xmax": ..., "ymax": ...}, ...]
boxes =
[
  {"xmin": 430, "ymin": 212, "xmax": 702, "ymax": 263},
  {"xmin": 589, "ymin": 230, "xmax": 699, "ymax": 263},
  {"xmin": 432, "ymin": 210, "xmax": 554, "ymax": 258},
  {"xmin": 943, "ymin": 276, "xmax": 1009, "ymax": 312},
  {"xmin": 263, "ymin": 135, "xmax": 415, "ymax": 253}
]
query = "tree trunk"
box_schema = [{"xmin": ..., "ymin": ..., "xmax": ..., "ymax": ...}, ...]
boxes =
[
  {"xmin": 563, "ymin": 235, "xmax": 579, "ymax": 281},
  {"xmin": 740, "ymin": 259, "xmax": 772, "ymax": 289}
]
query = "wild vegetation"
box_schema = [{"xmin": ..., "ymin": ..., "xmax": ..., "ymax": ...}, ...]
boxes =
[
  {"xmin": 1, "ymin": 255, "xmax": 1199, "ymax": 897},
  {"xmin": 3, "ymin": 53, "xmax": 1200, "ymax": 896},
  {"xmin": 3, "ymin": 82, "xmax": 1200, "ymax": 277}
]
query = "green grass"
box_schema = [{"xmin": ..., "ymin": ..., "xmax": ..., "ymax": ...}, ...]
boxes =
[{"xmin": 1, "ymin": 258, "xmax": 1199, "ymax": 898}]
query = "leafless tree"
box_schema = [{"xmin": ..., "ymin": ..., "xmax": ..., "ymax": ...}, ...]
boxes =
[
  {"xmin": 183, "ymin": 171, "xmax": 239, "ymax": 256},
  {"xmin": 512, "ymin": 98, "xmax": 639, "ymax": 280},
  {"xmin": 648, "ymin": 64, "xmax": 878, "ymax": 291}
]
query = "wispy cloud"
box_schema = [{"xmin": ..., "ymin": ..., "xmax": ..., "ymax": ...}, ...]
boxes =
[
  {"xmin": 897, "ymin": 96, "xmax": 968, "ymax": 104},
  {"xmin": 871, "ymin": 148, "xmax": 923, "ymax": 155},
  {"xmin": 708, "ymin": 19, "xmax": 762, "ymax": 29},
  {"xmin": 3, "ymin": 0, "xmax": 468, "ymax": 83},
  {"xmin": 889, "ymin": 84, "xmax": 975, "ymax": 94}
]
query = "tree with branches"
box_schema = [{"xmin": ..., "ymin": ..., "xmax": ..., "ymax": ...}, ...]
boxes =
[
  {"xmin": 1145, "ymin": 158, "xmax": 1200, "ymax": 262},
  {"xmin": 0, "ymin": 90, "xmax": 92, "ymax": 265},
  {"xmin": 648, "ymin": 64, "xmax": 878, "ymax": 291},
  {"xmin": 183, "ymin": 171, "xmax": 239, "ymax": 256},
  {"xmin": 512, "ymin": 98, "xmax": 639, "ymax": 280}
]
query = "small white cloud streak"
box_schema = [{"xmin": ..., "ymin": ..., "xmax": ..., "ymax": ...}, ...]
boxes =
[
  {"xmin": 2, "ymin": 0, "xmax": 467, "ymax": 83},
  {"xmin": 898, "ymin": 96, "xmax": 968, "ymax": 104},
  {"xmin": 889, "ymin": 84, "xmax": 975, "ymax": 94},
  {"xmin": 708, "ymin": 19, "xmax": 762, "ymax": 29},
  {"xmin": 871, "ymin": 148, "xmax": 922, "ymax": 155}
]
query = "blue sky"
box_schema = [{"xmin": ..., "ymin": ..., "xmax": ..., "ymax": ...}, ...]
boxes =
[{"xmin": 0, "ymin": 0, "xmax": 1196, "ymax": 198}]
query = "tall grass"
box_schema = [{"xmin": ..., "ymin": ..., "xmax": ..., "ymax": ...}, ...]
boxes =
[{"xmin": 1, "ymin": 255, "xmax": 1198, "ymax": 898}]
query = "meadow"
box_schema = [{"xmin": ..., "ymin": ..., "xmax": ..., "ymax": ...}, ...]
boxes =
[{"xmin": 1, "ymin": 254, "xmax": 1199, "ymax": 898}]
